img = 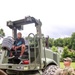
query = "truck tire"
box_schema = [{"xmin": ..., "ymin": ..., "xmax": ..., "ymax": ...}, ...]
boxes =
[
  {"xmin": 43, "ymin": 65, "xmax": 59, "ymax": 75},
  {"xmin": 0, "ymin": 70, "xmax": 7, "ymax": 75}
]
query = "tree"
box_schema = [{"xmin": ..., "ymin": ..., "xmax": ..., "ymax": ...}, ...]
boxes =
[
  {"xmin": 49, "ymin": 38, "xmax": 54, "ymax": 47},
  {"xmin": 62, "ymin": 46, "xmax": 73, "ymax": 58},
  {"xmin": 71, "ymin": 32, "xmax": 75, "ymax": 50},
  {"xmin": 63, "ymin": 38, "xmax": 71, "ymax": 49},
  {"xmin": 0, "ymin": 29, "xmax": 5, "ymax": 37},
  {"xmin": 62, "ymin": 46, "xmax": 69, "ymax": 58},
  {"xmin": 72, "ymin": 51, "xmax": 75, "ymax": 58},
  {"xmin": 54, "ymin": 38, "xmax": 63, "ymax": 47}
]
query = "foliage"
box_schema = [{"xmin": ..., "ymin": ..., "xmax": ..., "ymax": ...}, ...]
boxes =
[
  {"xmin": 25, "ymin": 36, "xmax": 38, "ymax": 47},
  {"xmin": 62, "ymin": 46, "xmax": 69, "ymax": 58},
  {"xmin": 71, "ymin": 32, "xmax": 75, "ymax": 50},
  {"xmin": 63, "ymin": 38, "xmax": 71, "ymax": 49},
  {"xmin": 48, "ymin": 32, "xmax": 75, "ymax": 50},
  {"xmin": 0, "ymin": 28, "xmax": 5, "ymax": 37},
  {"xmin": 51, "ymin": 46, "xmax": 58, "ymax": 52},
  {"xmin": 61, "ymin": 46, "xmax": 75, "ymax": 61},
  {"xmin": 54, "ymin": 38, "xmax": 63, "ymax": 47},
  {"xmin": 49, "ymin": 38, "xmax": 54, "ymax": 47}
]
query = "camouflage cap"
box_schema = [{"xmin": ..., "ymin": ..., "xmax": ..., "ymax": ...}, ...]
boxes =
[{"xmin": 64, "ymin": 57, "xmax": 72, "ymax": 62}]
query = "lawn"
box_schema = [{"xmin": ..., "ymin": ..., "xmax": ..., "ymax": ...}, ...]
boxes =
[{"xmin": 60, "ymin": 62, "xmax": 75, "ymax": 69}]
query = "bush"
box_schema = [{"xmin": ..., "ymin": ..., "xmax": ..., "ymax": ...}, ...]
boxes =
[
  {"xmin": 51, "ymin": 46, "xmax": 58, "ymax": 52},
  {"xmin": 62, "ymin": 46, "xmax": 69, "ymax": 58},
  {"xmin": 61, "ymin": 46, "xmax": 75, "ymax": 62}
]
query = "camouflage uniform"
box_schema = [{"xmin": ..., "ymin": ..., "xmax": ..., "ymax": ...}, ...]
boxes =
[
  {"xmin": 55, "ymin": 67, "xmax": 75, "ymax": 75},
  {"xmin": 61, "ymin": 67, "xmax": 75, "ymax": 75},
  {"xmin": 54, "ymin": 68, "xmax": 63, "ymax": 75},
  {"xmin": 55, "ymin": 57, "xmax": 75, "ymax": 75}
]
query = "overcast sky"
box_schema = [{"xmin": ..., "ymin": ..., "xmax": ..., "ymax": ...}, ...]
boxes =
[{"xmin": 0, "ymin": 0, "xmax": 75, "ymax": 38}]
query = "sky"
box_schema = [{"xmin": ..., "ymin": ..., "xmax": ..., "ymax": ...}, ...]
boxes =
[{"xmin": 0, "ymin": 0, "xmax": 75, "ymax": 38}]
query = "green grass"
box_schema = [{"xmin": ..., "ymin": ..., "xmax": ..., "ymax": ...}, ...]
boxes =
[{"xmin": 60, "ymin": 62, "xmax": 75, "ymax": 69}]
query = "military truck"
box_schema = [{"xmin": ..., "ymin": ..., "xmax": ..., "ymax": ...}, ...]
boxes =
[{"xmin": 0, "ymin": 16, "xmax": 60, "ymax": 75}]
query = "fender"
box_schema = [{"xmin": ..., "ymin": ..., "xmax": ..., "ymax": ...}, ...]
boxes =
[{"xmin": 41, "ymin": 58, "xmax": 58, "ymax": 67}]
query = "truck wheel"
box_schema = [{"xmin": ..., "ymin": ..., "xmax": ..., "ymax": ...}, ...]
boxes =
[
  {"xmin": 43, "ymin": 65, "xmax": 59, "ymax": 75},
  {"xmin": 0, "ymin": 70, "xmax": 7, "ymax": 75}
]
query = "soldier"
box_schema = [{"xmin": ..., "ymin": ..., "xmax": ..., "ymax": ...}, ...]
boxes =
[
  {"xmin": 61, "ymin": 57, "xmax": 75, "ymax": 75},
  {"xmin": 55, "ymin": 57, "xmax": 75, "ymax": 75}
]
